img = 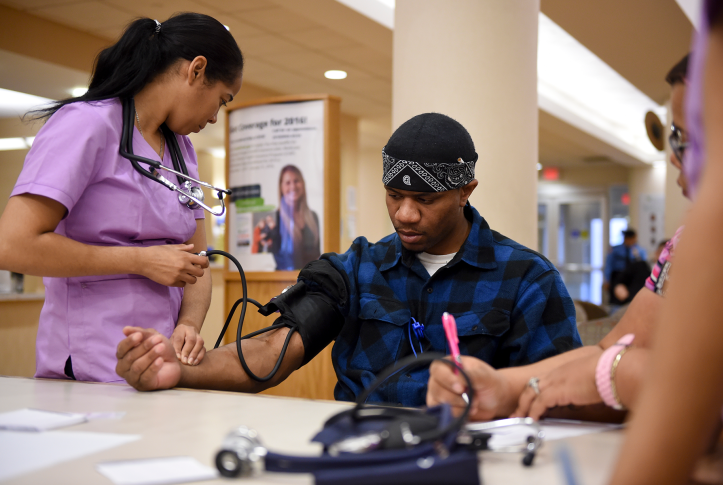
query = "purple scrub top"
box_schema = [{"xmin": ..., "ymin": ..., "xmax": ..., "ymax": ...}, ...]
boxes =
[
  {"xmin": 11, "ymin": 99, "xmax": 204, "ymax": 382},
  {"xmin": 685, "ymin": 0, "xmax": 723, "ymax": 198}
]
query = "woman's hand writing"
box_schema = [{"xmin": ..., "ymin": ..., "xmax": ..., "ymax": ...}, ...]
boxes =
[{"xmin": 511, "ymin": 348, "xmax": 602, "ymax": 420}]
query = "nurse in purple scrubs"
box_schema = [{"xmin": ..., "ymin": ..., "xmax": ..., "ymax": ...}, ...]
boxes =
[{"xmin": 0, "ymin": 13, "xmax": 244, "ymax": 382}]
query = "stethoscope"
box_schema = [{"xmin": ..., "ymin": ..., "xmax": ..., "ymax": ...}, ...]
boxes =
[
  {"xmin": 214, "ymin": 354, "xmax": 544, "ymax": 481},
  {"xmin": 119, "ymin": 97, "xmax": 231, "ymax": 217}
]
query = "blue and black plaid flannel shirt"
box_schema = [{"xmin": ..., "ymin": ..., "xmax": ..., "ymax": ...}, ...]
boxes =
[{"xmin": 323, "ymin": 204, "xmax": 581, "ymax": 407}]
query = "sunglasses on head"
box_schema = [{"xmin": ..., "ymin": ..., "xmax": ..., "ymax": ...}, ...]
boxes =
[{"xmin": 669, "ymin": 123, "xmax": 688, "ymax": 163}]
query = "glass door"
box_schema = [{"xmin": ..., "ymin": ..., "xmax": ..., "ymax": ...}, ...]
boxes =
[{"xmin": 538, "ymin": 195, "xmax": 607, "ymax": 305}]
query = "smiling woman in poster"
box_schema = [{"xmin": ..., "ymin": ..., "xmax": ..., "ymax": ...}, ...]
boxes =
[{"xmin": 271, "ymin": 165, "xmax": 320, "ymax": 270}]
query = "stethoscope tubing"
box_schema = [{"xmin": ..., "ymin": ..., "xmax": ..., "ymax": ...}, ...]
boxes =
[{"xmin": 119, "ymin": 98, "xmax": 229, "ymax": 217}]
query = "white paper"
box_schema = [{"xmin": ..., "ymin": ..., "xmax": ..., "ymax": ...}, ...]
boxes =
[
  {"xmin": 0, "ymin": 408, "xmax": 87, "ymax": 432},
  {"xmin": 486, "ymin": 419, "xmax": 622, "ymax": 449},
  {"xmin": 96, "ymin": 456, "xmax": 218, "ymax": 485},
  {"xmin": 86, "ymin": 412, "xmax": 127, "ymax": 421},
  {"xmin": 0, "ymin": 430, "xmax": 140, "ymax": 482}
]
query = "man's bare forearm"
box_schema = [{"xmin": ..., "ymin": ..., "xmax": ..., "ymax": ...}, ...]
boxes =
[{"xmin": 177, "ymin": 327, "xmax": 305, "ymax": 392}]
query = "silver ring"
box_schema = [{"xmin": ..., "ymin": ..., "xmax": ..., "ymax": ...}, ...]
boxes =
[{"xmin": 527, "ymin": 377, "xmax": 541, "ymax": 396}]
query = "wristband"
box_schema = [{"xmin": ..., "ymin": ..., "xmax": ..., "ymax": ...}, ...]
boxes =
[{"xmin": 595, "ymin": 334, "xmax": 635, "ymax": 410}]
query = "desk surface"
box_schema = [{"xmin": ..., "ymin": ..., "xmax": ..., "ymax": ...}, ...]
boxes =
[{"xmin": 0, "ymin": 377, "xmax": 622, "ymax": 484}]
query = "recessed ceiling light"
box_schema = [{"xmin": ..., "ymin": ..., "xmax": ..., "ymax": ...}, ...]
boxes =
[
  {"xmin": 71, "ymin": 87, "xmax": 88, "ymax": 97},
  {"xmin": 324, "ymin": 70, "xmax": 347, "ymax": 80},
  {"xmin": 537, "ymin": 163, "xmax": 543, "ymax": 171}
]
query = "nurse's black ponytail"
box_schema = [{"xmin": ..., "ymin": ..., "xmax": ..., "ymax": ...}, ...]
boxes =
[{"xmin": 28, "ymin": 12, "xmax": 243, "ymax": 121}]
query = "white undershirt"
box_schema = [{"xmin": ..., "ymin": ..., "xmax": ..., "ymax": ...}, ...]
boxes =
[{"xmin": 416, "ymin": 251, "xmax": 457, "ymax": 277}]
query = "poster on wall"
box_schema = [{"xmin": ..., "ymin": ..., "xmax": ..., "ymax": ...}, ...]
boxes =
[
  {"xmin": 227, "ymin": 100, "xmax": 325, "ymax": 272},
  {"xmin": 638, "ymin": 194, "xmax": 665, "ymax": 260}
]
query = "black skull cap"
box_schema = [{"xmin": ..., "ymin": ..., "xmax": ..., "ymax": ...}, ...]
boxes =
[{"xmin": 384, "ymin": 113, "xmax": 478, "ymax": 165}]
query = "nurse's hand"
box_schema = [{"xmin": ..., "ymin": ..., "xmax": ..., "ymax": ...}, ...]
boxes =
[
  {"xmin": 171, "ymin": 324, "xmax": 205, "ymax": 365},
  {"xmin": 140, "ymin": 244, "xmax": 209, "ymax": 287},
  {"xmin": 116, "ymin": 326, "xmax": 181, "ymax": 391}
]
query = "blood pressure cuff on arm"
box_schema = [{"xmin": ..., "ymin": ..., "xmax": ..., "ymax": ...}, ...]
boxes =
[{"xmin": 258, "ymin": 260, "xmax": 350, "ymax": 366}]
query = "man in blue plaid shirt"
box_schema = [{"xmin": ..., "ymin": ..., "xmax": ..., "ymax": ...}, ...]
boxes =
[{"xmin": 117, "ymin": 113, "xmax": 581, "ymax": 408}]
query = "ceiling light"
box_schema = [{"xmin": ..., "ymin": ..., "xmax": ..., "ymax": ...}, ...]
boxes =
[
  {"xmin": 0, "ymin": 88, "xmax": 53, "ymax": 118},
  {"xmin": 71, "ymin": 87, "xmax": 88, "ymax": 97},
  {"xmin": 335, "ymin": 0, "xmax": 394, "ymax": 29},
  {"xmin": 224, "ymin": 25, "xmax": 230, "ymax": 31},
  {"xmin": 537, "ymin": 163, "xmax": 543, "ymax": 171},
  {"xmin": 0, "ymin": 137, "xmax": 34, "ymax": 151},
  {"xmin": 324, "ymin": 70, "xmax": 347, "ymax": 80},
  {"xmin": 675, "ymin": 0, "xmax": 702, "ymax": 28}
]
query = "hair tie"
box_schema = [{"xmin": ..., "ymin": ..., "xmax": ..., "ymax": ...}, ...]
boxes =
[{"xmin": 154, "ymin": 19, "xmax": 161, "ymax": 34}]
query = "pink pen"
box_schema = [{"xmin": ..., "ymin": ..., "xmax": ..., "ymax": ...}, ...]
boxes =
[{"xmin": 442, "ymin": 312, "xmax": 463, "ymax": 374}]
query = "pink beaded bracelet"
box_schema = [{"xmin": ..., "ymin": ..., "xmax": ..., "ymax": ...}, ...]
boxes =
[{"xmin": 595, "ymin": 334, "xmax": 635, "ymax": 410}]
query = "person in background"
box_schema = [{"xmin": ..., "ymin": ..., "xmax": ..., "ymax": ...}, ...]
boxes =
[
  {"xmin": 259, "ymin": 214, "xmax": 275, "ymax": 253},
  {"xmin": 610, "ymin": 2, "xmax": 723, "ymax": 483},
  {"xmin": 426, "ymin": 53, "xmax": 690, "ymax": 422},
  {"xmin": 271, "ymin": 164, "xmax": 320, "ymax": 270},
  {"xmin": 654, "ymin": 239, "xmax": 669, "ymax": 263},
  {"xmin": 611, "ymin": 257, "xmax": 651, "ymax": 304},
  {"xmin": 251, "ymin": 218, "xmax": 264, "ymax": 254},
  {"xmin": 604, "ymin": 228, "xmax": 647, "ymax": 306},
  {"xmin": 0, "ymin": 13, "xmax": 243, "ymax": 382}
]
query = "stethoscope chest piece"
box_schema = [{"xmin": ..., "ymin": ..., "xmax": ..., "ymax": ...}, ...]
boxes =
[{"xmin": 178, "ymin": 181, "xmax": 205, "ymax": 209}]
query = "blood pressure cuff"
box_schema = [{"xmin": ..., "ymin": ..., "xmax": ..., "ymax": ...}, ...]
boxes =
[{"xmin": 258, "ymin": 260, "xmax": 350, "ymax": 366}]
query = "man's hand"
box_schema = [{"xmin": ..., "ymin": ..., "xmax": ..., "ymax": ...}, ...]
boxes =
[
  {"xmin": 614, "ymin": 283, "xmax": 630, "ymax": 302},
  {"xmin": 116, "ymin": 326, "xmax": 182, "ymax": 391},
  {"xmin": 138, "ymin": 244, "xmax": 209, "ymax": 287},
  {"xmin": 170, "ymin": 324, "xmax": 205, "ymax": 365},
  {"xmin": 427, "ymin": 356, "xmax": 513, "ymax": 421},
  {"xmin": 511, "ymin": 348, "xmax": 603, "ymax": 420}
]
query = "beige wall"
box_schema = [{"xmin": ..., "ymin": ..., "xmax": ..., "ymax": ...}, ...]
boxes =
[
  {"xmin": 357, "ymin": 115, "xmax": 393, "ymax": 243},
  {"xmin": 665, "ymin": 162, "xmax": 691, "ymax": 237},
  {"xmin": 393, "ymin": 0, "xmax": 540, "ymax": 248},
  {"xmin": 551, "ymin": 165, "xmax": 629, "ymax": 187},
  {"xmin": 0, "ymin": 5, "xmax": 107, "ymax": 73},
  {"xmin": 340, "ymin": 114, "xmax": 360, "ymax": 251},
  {"xmin": 628, "ymin": 164, "xmax": 666, "ymax": 231},
  {"xmin": 0, "ymin": 299, "xmax": 43, "ymax": 377},
  {"xmin": 0, "ymin": 118, "xmax": 40, "ymax": 215}
]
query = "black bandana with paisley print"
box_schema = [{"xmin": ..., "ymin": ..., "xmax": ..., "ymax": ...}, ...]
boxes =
[{"xmin": 382, "ymin": 148, "xmax": 476, "ymax": 192}]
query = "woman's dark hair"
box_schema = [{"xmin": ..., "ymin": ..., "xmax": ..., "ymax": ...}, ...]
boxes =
[
  {"xmin": 665, "ymin": 54, "xmax": 689, "ymax": 86},
  {"xmin": 28, "ymin": 12, "xmax": 243, "ymax": 121}
]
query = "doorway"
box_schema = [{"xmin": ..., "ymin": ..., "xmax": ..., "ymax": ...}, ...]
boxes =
[{"xmin": 538, "ymin": 195, "xmax": 607, "ymax": 305}]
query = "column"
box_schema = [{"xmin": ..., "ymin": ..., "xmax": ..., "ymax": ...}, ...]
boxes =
[{"xmin": 393, "ymin": 0, "xmax": 540, "ymax": 247}]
